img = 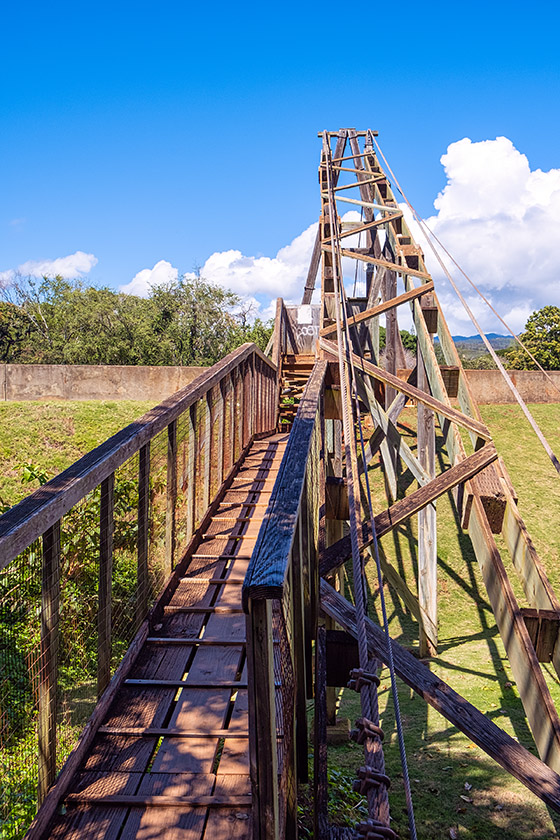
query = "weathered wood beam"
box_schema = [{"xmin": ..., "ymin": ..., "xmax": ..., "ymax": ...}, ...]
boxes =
[
  {"xmin": 340, "ymin": 248, "xmax": 431, "ymax": 280},
  {"xmin": 320, "ymin": 338, "xmax": 491, "ymax": 442},
  {"xmin": 319, "ymin": 580, "xmax": 560, "ymax": 814},
  {"xmin": 417, "ymin": 353, "xmax": 437, "ymax": 657},
  {"xmin": 468, "ymin": 494, "xmax": 560, "ymax": 772},
  {"xmin": 319, "ymin": 282, "xmax": 434, "ymax": 339},
  {"xmin": 354, "ymin": 372, "xmax": 430, "ymax": 489},
  {"xmin": 322, "ymin": 214, "xmax": 403, "ymax": 244},
  {"xmin": 332, "ymin": 177, "xmax": 383, "ymax": 191},
  {"xmin": 320, "ymin": 443, "xmax": 499, "ymax": 578}
]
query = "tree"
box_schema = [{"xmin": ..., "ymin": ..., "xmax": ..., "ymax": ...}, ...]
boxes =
[
  {"xmin": 505, "ymin": 305, "xmax": 560, "ymax": 370},
  {"xmin": 0, "ymin": 274, "xmax": 273, "ymax": 366}
]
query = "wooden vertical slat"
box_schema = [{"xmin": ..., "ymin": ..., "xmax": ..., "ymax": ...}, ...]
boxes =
[
  {"xmin": 136, "ymin": 443, "xmax": 150, "ymax": 627},
  {"xmin": 38, "ymin": 520, "xmax": 61, "ymax": 805},
  {"xmin": 246, "ymin": 598, "xmax": 279, "ymax": 840},
  {"xmin": 165, "ymin": 420, "xmax": 177, "ymax": 577},
  {"xmin": 97, "ymin": 473, "xmax": 115, "ymax": 697}
]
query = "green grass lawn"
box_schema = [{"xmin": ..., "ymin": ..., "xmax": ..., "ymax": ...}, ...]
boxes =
[
  {"xmin": 0, "ymin": 400, "xmax": 154, "ymax": 507},
  {"xmin": 316, "ymin": 403, "xmax": 560, "ymax": 840},
  {"xmin": 1, "ymin": 400, "xmax": 560, "ymax": 838}
]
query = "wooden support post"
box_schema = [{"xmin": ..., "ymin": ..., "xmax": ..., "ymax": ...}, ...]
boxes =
[
  {"xmin": 165, "ymin": 419, "xmax": 177, "ymax": 577},
  {"xmin": 417, "ymin": 355, "xmax": 437, "ymax": 656},
  {"xmin": 186, "ymin": 404, "xmax": 196, "ymax": 540},
  {"xmin": 325, "ymin": 417, "xmax": 342, "ymax": 725},
  {"xmin": 246, "ymin": 599, "xmax": 279, "ymax": 840},
  {"xmin": 216, "ymin": 381, "xmax": 226, "ymax": 489},
  {"xmin": 38, "ymin": 520, "xmax": 61, "ymax": 805},
  {"xmin": 383, "ymin": 265, "xmax": 398, "ymax": 409},
  {"xmin": 136, "ymin": 443, "xmax": 150, "ymax": 626},
  {"xmin": 97, "ymin": 473, "xmax": 115, "ymax": 697},
  {"xmin": 291, "ymin": 518, "xmax": 309, "ymax": 782},
  {"xmin": 202, "ymin": 394, "xmax": 212, "ymax": 514},
  {"xmin": 313, "ymin": 624, "xmax": 328, "ymax": 840}
]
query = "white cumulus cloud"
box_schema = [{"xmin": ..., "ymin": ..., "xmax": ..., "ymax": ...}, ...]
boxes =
[
  {"xmin": 0, "ymin": 251, "xmax": 98, "ymax": 285},
  {"xmin": 407, "ymin": 136, "xmax": 560, "ymax": 334},
  {"xmin": 120, "ymin": 259, "xmax": 179, "ymax": 296},
  {"xmin": 190, "ymin": 222, "xmax": 319, "ymax": 300}
]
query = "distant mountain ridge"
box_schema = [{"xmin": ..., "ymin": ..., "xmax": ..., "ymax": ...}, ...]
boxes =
[
  {"xmin": 433, "ymin": 333, "xmax": 515, "ymax": 359},
  {"xmin": 451, "ymin": 333, "xmax": 515, "ymax": 342}
]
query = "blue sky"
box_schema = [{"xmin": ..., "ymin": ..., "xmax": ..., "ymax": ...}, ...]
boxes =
[{"xmin": 2, "ymin": 1, "xmax": 560, "ymax": 333}]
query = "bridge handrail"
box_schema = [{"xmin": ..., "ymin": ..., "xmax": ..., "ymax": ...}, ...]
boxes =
[
  {"xmin": 243, "ymin": 359, "xmax": 327, "ymax": 603},
  {"xmin": 243, "ymin": 359, "xmax": 328, "ymax": 840},
  {"xmin": 0, "ymin": 342, "xmax": 275, "ymax": 569}
]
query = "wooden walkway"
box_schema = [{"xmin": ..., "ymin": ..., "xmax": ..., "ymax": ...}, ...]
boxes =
[{"xmin": 47, "ymin": 433, "xmax": 289, "ymax": 840}]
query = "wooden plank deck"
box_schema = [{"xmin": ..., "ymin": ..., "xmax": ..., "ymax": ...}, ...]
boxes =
[{"xmin": 46, "ymin": 433, "xmax": 289, "ymax": 840}]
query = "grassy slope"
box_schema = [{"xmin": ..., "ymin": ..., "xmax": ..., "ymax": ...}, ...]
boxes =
[
  {"xmin": 323, "ymin": 404, "xmax": 560, "ymax": 840},
  {"xmin": 0, "ymin": 401, "xmax": 154, "ymax": 506}
]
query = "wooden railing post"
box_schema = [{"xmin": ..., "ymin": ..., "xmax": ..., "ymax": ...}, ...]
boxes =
[
  {"xmin": 202, "ymin": 394, "xmax": 212, "ymax": 514},
  {"xmin": 97, "ymin": 473, "xmax": 115, "ymax": 697},
  {"xmin": 291, "ymin": 517, "xmax": 309, "ymax": 784},
  {"xmin": 314, "ymin": 624, "xmax": 328, "ymax": 840},
  {"xmin": 246, "ymin": 598, "xmax": 279, "ymax": 840},
  {"xmin": 235, "ymin": 367, "xmax": 244, "ymax": 459},
  {"xmin": 254, "ymin": 356, "xmax": 261, "ymax": 435},
  {"xmin": 137, "ymin": 443, "xmax": 150, "ymax": 626},
  {"xmin": 242, "ymin": 359, "xmax": 250, "ymax": 446},
  {"xmin": 38, "ymin": 520, "xmax": 61, "ymax": 805},
  {"xmin": 211, "ymin": 384, "xmax": 223, "ymax": 498},
  {"xmin": 218, "ymin": 379, "xmax": 226, "ymax": 486},
  {"xmin": 186, "ymin": 405, "xmax": 196, "ymax": 541},
  {"xmin": 165, "ymin": 420, "xmax": 177, "ymax": 577}
]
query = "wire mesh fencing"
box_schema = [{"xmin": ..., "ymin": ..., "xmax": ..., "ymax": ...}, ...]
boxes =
[{"xmin": 0, "ymin": 343, "xmax": 277, "ymax": 839}]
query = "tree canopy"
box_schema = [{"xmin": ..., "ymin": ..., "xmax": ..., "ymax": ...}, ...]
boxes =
[
  {"xmin": 0, "ymin": 275, "xmax": 271, "ymax": 366},
  {"xmin": 505, "ymin": 305, "xmax": 560, "ymax": 370}
]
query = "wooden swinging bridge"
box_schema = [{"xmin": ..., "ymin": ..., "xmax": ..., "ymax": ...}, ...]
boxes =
[{"xmin": 5, "ymin": 128, "xmax": 560, "ymax": 839}]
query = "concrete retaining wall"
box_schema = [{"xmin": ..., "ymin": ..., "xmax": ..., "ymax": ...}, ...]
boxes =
[
  {"xmin": 1, "ymin": 365, "xmax": 208, "ymax": 402},
  {"xmin": 2, "ymin": 364, "xmax": 559, "ymax": 405},
  {"xmin": 464, "ymin": 369, "xmax": 560, "ymax": 404}
]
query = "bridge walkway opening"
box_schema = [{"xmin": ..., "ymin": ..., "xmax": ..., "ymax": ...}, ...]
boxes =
[{"xmin": 46, "ymin": 433, "xmax": 288, "ymax": 840}]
